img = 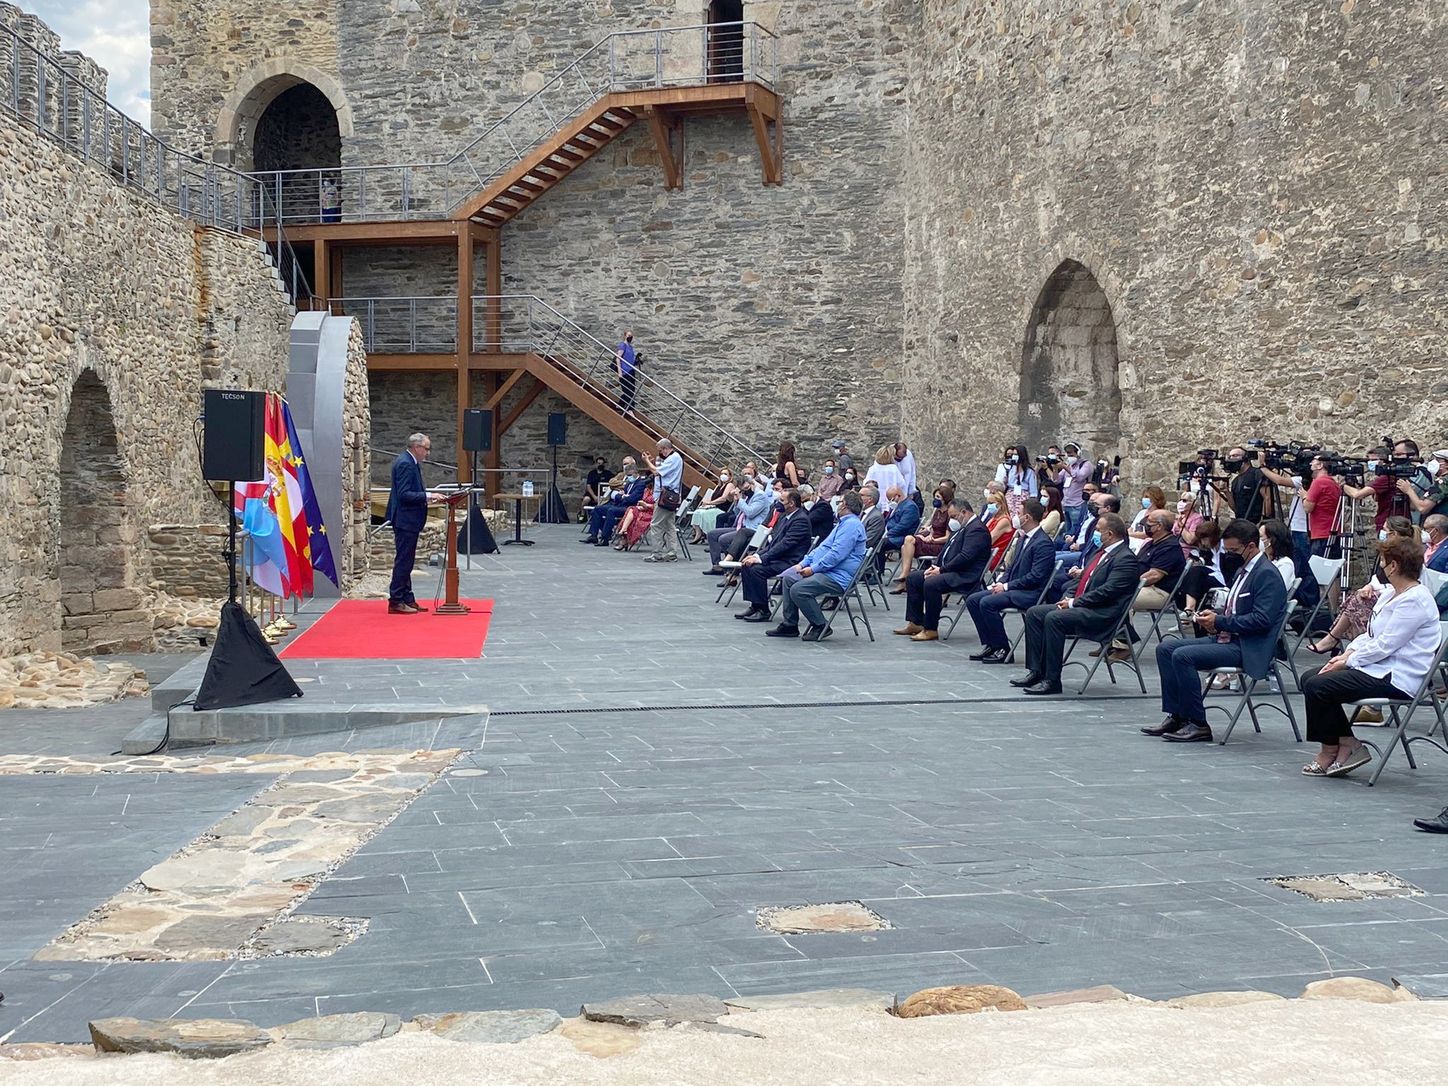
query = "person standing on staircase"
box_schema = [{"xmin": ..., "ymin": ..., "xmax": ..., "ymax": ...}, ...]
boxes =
[
  {"xmin": 615, "ymin": 331, "xmax": 639, "ymax": 416},
  {"xmin": 642, "ymin": 439, "xmax": 684, "ymax": 563}
]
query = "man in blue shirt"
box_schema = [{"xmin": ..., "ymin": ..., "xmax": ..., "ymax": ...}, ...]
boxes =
[
  {"xmin": 641, "ymin": 438, "xmax": 685, "ymax": 563},
  {"xmin": 766, "ymin": 490, "xmax": 867, "ymax": 642},
  {"xmin": 615, "ymin": 331, "xmax": 638, "ymax": 415}
]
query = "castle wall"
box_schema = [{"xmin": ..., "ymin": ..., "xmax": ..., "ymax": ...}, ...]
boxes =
[{"xmin": 902, "ymin": 1, "xmax": 1448, "ymax": 485}]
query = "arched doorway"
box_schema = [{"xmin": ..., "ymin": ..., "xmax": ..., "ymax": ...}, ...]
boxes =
[
  {"xmin": 707, "ymin": 0, "xmax": 745, "ymax": 82},
  {"xmin": 252, "ymin": 83, "xmax": 342, "ymax": 175},
  {"xmin": 58, "ymin": 371, "xmax": 146, "ymax": 655},
  {"xmin": 1019, "ymin": 260, "xmax": 1122, "ymax": 458}
]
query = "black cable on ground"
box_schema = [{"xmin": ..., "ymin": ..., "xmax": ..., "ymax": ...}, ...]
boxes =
[{"xmin": 129, "ymin": 697, "xmax": 195, "ymax": 757}]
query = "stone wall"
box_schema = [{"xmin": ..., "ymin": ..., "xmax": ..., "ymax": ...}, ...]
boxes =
[
  {"xmin": 147, "ymin": 525, "xmax": 232, "ymax": 600},
  {"xmin": 901, "ymin": 0, "xmax": 1448, "ymax": 489},
  {"xmin": 0, "ymin": 103, "xmax": 294, "ymax": 655},
  {"xmin": 339, "ymin": 320, "xmax": 373, "ymax": 586}
]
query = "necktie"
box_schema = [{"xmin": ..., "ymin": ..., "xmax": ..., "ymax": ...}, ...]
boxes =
[{"xmin": 1078, "ymin": 549, "xmax": 1106, "ymax": 596}]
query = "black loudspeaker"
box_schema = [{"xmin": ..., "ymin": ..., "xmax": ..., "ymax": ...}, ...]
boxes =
[
  {"xmin": 202, "ymin": 389, "xmax": 265, "ymax": 481},
  {"xmin": 547, "ymin": 412, "xmax": 568, "ymax": 447},
  {"xmin": 462, "ymin": 408, "xmax": 492, "ymax": 452}
]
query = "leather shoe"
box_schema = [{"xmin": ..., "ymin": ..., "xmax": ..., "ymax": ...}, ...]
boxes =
[
  {"xmin": 740, "ymin": 610, "xmax": 770, "ymax": 623},
  {"xmin": 801, "ymin": 624, "xmax": 825, "ymax": 642},
  {"xmin": 1413, "ymin": 806, "xmax": 1448, "ymax": 833},
  {"xmin": 894, "ymin": 623, "xmax": 923, "ymax": 636},
  {"xmin": 911, "ymin": 630, "xmax": 939, "ymax": 642},
  {"xmin": 970, "ymin": 646, "xmax": 1008, "ymax": 663},
  {"xmin": 387, "ymin": 603, "xmax": 414, "ymax": 614},
  {"xmin": 1023, "ymin": 681, "xmax": 1063, "ymax": 696},
  {"xmin": 1163, "ymin": 721, "xmax": 1214, "ymax": 743},
  {"xmin": 735, "ymin": 606, "xmax": 764, "ymax": 620},
  {"xmin": 579, "ymin": 536, "xmax": 597, "ymax": 544},
  {"xmin": 766, "ymin": 624, "xmax": 800, "ymax": 638},
  {"xmin": 1140, "ymin": 716, "xmax": 1184, "ymax": 737},
  {"xmin": 1009, "ymin": 673, "xmax": 1042, "ymax": 688},
  {"xmin": 703, "ymin": 566, "xmax": 724, "ymax": 576},
  {"xmin": 1106, "ymin": 647, "xmax": 1132, "ymax": 664}
]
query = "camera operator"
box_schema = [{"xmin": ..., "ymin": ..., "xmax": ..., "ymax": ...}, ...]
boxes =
[
  {"xmin": 1221, "ymin": 446, "xmax": 1271, "ymax": 524},
  {"xmin": 1058, "ymin": 441, "xmax": 1093, "ymax": 536},
  {"xmin": 1260, "ymin": 453, "xmax": 1317, "ymax": 614},
  {"xmin": 1399, "ymin": 448, "xmax": 1448, "ymax": 522},
  {"xmin": 1340, "ymin": 441, "xmax": 1418, "ymax": 533}
]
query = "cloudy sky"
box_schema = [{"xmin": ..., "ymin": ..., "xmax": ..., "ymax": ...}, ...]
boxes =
[{"xmin": 21, "ymin": 0, "xmax": 152, "ymax": 127}]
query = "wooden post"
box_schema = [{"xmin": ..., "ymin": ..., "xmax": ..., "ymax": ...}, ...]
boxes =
[
  {"xmin": 313, "ymin": 239, "xmax": 331, "ymax": 310},
  {"xmin": 456, "ymin": 227, "xmax": 474, "ymax": 483},
  {"xmin": 485, "ymin": 234, "xmax": 502, "ymax": 352}
]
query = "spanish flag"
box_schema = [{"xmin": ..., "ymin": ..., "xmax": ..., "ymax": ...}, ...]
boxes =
[{"xmin": 264, "ymin": 393, "xmax": 313, "ymax": 598}]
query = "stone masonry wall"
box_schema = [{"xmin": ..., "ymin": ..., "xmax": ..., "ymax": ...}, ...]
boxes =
[
  {"xmin": 148, "ymin": 525, "xmax": 232, "ymax": 600},
  {"xmin": 0, "ymin": 101, "xmax": 294, "ymax": 654},
  {"xmin": 902, "ymin": 0, "xmax": 1448, "ymax": 489}
]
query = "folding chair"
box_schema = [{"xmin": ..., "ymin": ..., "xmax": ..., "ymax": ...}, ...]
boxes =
[
  {"xmin": 861, "ymin": 534, "xmax": 893, "ymax": 610},
  {"xmin": 1202, "ymin": 605, "xmax": 1302, "ymax": 745},
  {"xmin": 673, "ymin": 486, "xmax": 701, "ymax": 562},
  {"xmin": 716, "ymin": 524, "xmax": 770, "ymax": 605},
  {"xmin": 766, "ymin": 535, "xmax": 820, "ymax": 622},
  {"xmin": 1290, "ymin": 554, "xmax": 1344, "ymax": 655},
  {"xmin": 1349, "ymin": 620, "xmax": 1448, "ymax": 786},
  {"xmin": 1141, "ymin": 563, "xmax": 1197, "ymax": 648},
  {"xmin": 1060, "ymin": 585, "xmax": 1148, "ymax": 695},
  {"xmin": 818, "ymin": 552, "xmax": 877, "ymax": 642},
  {"xmin": 940, "ymin": 557, "xmax": 1060, "ymax": 650}
]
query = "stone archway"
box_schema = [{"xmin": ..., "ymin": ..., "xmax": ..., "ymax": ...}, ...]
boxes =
[
  {"xmin": 57, "ymin": 370, "xmax": 147, "ymax": 655},
  {"xmin": 214, "ymin": 61, "xmax": 353, "ymax": 170},
  {"xmin": 1018, "ymin": 260, "xmax": 1122, "ymax": 457}
]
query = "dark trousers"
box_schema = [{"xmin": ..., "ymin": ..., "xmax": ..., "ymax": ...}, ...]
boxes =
[
  {"xmin": 965, "ymin": 588, "xmax": 1036, "ymax": 648},
  {"xmin": 742, "ymin": 561, "xmax": 790, "ymax": 607},
  {"xmin": 708, "ymin": 526, "xmax": 747, "ymax": 566},
  {"xmin": 1157, "ymin": 638, "xmax": 1242, "ymax": 725},
  {"xmin": 620, "ymin": 371, "xmax": 638, "ymax": 411},
  {"xmin": 1023, "ymin": 603, "xmax": 1114, "ymax": 685},
  {"xmin": 1302, "ymin": 666, "xmax": 1408, "ymax": 744},
  {"xmin": 1045, "ymin": 555, "xmax": 1083, "ymax": 604},
  {"xmin": 905, "ymin": 571, "xmax": 972, "ymax": 631},
  {"xmin": 588, "ymin": 502, "xmax": 626, "ymax": 541},
  {"xmin": 389, "ymin": 528, "xmax": 420, "ymax": 604}
]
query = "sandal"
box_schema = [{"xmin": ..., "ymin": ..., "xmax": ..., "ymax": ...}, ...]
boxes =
[
  {"xmin": 1326, "ymin": 747, "xmax": 1372, "ymax": 777},
  {"xmin": 1307, "ymin": 638, "xmax": 1340, "ymax": 655},
  {"xmin": 1301, "ymin": 762, "xmax": 1328, "ymax": 776}
]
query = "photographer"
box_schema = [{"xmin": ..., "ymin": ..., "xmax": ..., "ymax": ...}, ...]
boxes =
[
  {"xmin": 1223, "ymin": 446, "xmax": 1272, "ymax": 523},
  {"xmin": 1399, "ymin": 448, "xmax": 1448, "ymax": 522},
  {"xmin": 1259, "ymin": 456, "xmax": 1313, "ymax": 605},
  {"xmin": 993, "ymin": 444, "xmax": 1039, "ymax": 521},
  {"xmin": 1060, "ymin": 441, "xmax": 1094, "ymax": 536}
]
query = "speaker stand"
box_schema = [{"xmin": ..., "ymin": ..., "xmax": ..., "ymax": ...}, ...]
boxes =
[{"xmin": 537, "ymin": 445, "xmax": 570, "ymax": 524}]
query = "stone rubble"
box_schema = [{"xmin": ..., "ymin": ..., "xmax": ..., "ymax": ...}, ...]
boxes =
[{"xmin": 0, "ymin": 650, "xmax": 148, "ymax": 710}]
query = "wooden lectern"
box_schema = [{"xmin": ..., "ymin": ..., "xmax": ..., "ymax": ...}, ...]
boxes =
[{"xmin": 435, "ymin": 489, "xmax": 480, "ymax": 615}]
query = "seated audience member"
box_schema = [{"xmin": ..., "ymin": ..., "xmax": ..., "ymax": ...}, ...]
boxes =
[
  {"xmin": 1423, "ymin": 514, "xmax": 1448, "ymax": 572},
  {"xmin": 817, "ymin": 458, "xmax": 844, "ymax": 500},
  {"xmin": 582, "ymin": 456, "xmax": 611, "ymax": 520},
  {"xmin": 801, "ymin": 483, "xmax": 835, "ymax": 541},
  {"xmin": 1014, "ymin": 512, "xmax": 1140, "ymax": 695},
  {"xmin": 893, "ymin": 498, "xmax": 990, "ymax": 642},
  {"xmin": 1108, "ymin": 509, "xmax": 1188, "ymax": 659},
  {"xmin": 840, "ymin": 464, "xmax": 862, "ymax": 491},
  {"xmin": 736, "ymin": 488, "xmax": 812, "ymax": 622},
  {"xmin": 882, "ymin": 485, "xmax": 922, "ymax": 550},
  {"xmin": 892, "ymin": 484, "xmax": 954, "ymax": 593},
  {"xmin": 582, "ymin": 458, "xmax": 645, "ymax": 545},
  {"xmin": 1176, "ymin": 517, "xmax": 1225, "ymax": 613},
  {"xmin": 865, "ymin": 446, "xmax": 907, "ymax": 508},
  {"xmin": 983, "ymin": 482, "xmax": 1015, "ymax": 571},
  {"xmin": 1310, "ymin": 516, "xmax": 1416, "ymax": 654},
  {"xmin": 774, "ymin": 442, "xmax": 802, "ymax": 488},
  {"xmin": 859, "ymin": 484, "xmax": 886, "ymax": 550},
  {"xmin": 614, "ymin": 485, "xmax": 655, "ymax": 550},
  {"xmin": 1140, "ymin": 519, "xmax": 1289, "ymax": 744},
  {"xmin": 964, "ymin": 498, "xmax": 1056, "ymax": 661},
  {"xmin": 1299, "ymin": 535, "xmax": 1441, "ymax": 777},
  {"xmin": 1041, "ymin": 485, "xmax": 1064, "ymax": 540},
  {"xmin": 690, "ymin": 468, "xmax": 738, "ymax": 540},
  {"xmin": 1260, "ymin": 518, "xmax": 1297, "ymax": 587},
  {"xmin": 1129, "ymin": 486, "xmax": 1167, "ymax": 539},
  {"xmin": 703, "ymin": 476, "xmax": 770, "ymax": 573},
  {"xmin": 1173, "ymin": 489, "xmax": 1205, "ymax": 554},
  {"xmin": 766, "ymin": 491, "xmax": 868, "ymax": 642},
  {"xmin": 1047, "ymin": 493, "xmax": 1121, "ymax": 602}
]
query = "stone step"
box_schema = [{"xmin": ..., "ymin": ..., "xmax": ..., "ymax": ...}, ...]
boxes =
[{"xmin": 122, "ymin": 701, "xmax": 489, "ymax": 751}]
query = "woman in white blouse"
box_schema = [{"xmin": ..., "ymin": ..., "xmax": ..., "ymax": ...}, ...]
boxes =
[{"xmin": 1300, "ymin": 536, "xmax": 1443, "ymax": 778}]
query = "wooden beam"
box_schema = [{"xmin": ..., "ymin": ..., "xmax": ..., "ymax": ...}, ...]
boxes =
[
  {"xmin": 263, "ymin": 219, "xmax": 462, "ymax": 245},
  {"xmin": 747, "ymin": 102, "xmax": 782, "ymax": 186},
  {"xmin": 485, "ymin": 237, "xmax": 502, "ymax": 353},
  {"xmin": 644, "ymin": 106, "xmax": 683, "ymax": 191},
  {"xmin": 329, "ymin": 242, "xmax": 344, "ymax": 303},
  {"xmin": 456, "ymin": 227, "xmax": 475, "ymax": 481},
  {"xmin": 483, "ymin": 367, "xmax": 528, "ymax": 410},
  {"xmin": 313, "ymin": 238, "xmax": 331, "ymax": 305},
  {"xmin": 498, "ymin": 377, "xmax": 545, "ymax": 436},
  {"xmin": 484, "ymin": 372, "xmax": 502, "ymax": 497},
  {"xmin": 366, "ymin": 354, "xmax": 460, "ymax": 371}
]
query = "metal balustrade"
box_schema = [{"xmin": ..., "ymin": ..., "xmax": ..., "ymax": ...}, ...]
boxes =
[
  {"xmin": 326, "ymin": 296, "xmax": 459, "ymax": 354},
  {"xmin": 250, "ymin": 22, "xmax": 778, "ymax": 226}
]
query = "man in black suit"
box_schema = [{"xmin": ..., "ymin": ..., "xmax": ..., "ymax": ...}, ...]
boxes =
[
  {"xmin": 385, "ymin": 433, "xmax": 437, "ymax": 614},
  {"xmin": 737, "ymin": 488, "xmax": 812, "ymax": 622},
  {"xmin": 965, "ymin": 498, "xmax": 1057, "ymax": 662},
  {"xmin": 800, "ymin": 483, "xmax": 835, "ymax": 541},
  {"xmin": 1140, "ymin": 518, "xmax": 1288, "ymax": 743},
  {"xmin": 1015, "ymin": 512, "xmax": 1140, "ymax": 694},
  {"xmin": 893, "ymin": 498, "xmax": 989, "ymax": 642},
  {"xmin": 582, "ymin": 459, "xmax": 645, "ymax": 545}
]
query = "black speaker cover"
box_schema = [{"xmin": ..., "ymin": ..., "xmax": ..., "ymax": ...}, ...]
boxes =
[
  {"xmin": 193, "ymin": 601, "xmax": 303, "ymax": 711},
  {"xmin": 547, "ymin": 412, "xmax": 568, "ymax": 447},
  {"xmin": 202, "ymin": 389, "xmax": 265, "ymax": 481},
  {"xmin": 462, "ymin": 408, "xmax": 492, "ymax": 452}
]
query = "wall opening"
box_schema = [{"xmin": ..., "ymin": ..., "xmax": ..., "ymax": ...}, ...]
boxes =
[
  {"xmin": 58, "ymin": 370, "xmax": 147, "ymax": 655},
  {"xmin": 1019, "ymin": 260, "xmax": 1122, "ymax": 458},
  {"xmin": 248, "ymin": 81, "xmax": 343, "ymax": 228},
  {"xmin": 707, "ymin": 0, "xmax": 746, "ymax": 82}
]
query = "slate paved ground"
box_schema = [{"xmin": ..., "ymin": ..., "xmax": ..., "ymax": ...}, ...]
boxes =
[{"xmin": 4, "ymin": 525, "xmax": 1448, "ymax": 1041}]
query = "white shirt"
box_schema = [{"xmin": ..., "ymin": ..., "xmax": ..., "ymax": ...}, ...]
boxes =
[
  {"xmin": 1000, "ymin": 526, "xmax": 1039, "ymax": 590},
  {"xmin": 1284, "ymin": 476, "xmax": 1308, "ymax": 532},
  {"xmin": 1068, "ymin": 540, "xmax": 1122, "ymax": 607},
  {"xmin": 864, "ymin": 461, "xmax": 906, "ymax": 508},
  {"xmin": 1345, "ymin": 583, "xmax": 1442, "ymax": 696},
  {"xmin": 897, "ymin": 450, "xmax": 917, "ymax": 498},
  {"xmin": 1272, "ymin": 556, "xmax": 1296, "ymax": 587},
  {"xmin": 1225, "ymin": 552, "xmax": 1263, "ymax": 615}
]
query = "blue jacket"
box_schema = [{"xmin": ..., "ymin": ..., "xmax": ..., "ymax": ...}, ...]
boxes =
[
  {"xmin": 604, "ymin": 475, "xmax": 648, "ymax": 509},
  {"xmin": 386, "ymin": 450, "xmax": 428, "ymax": 533},
  {"xmin": 1216, "ymin": 557, "xmax": 1289, "ymax": 679},
  {"xmin": 735, "ymin": 489, "xmax": 771, "ymax": 530},
  {"xmin": 802, "ymin": 513, "xmax": 867, "ymax": 589},
  {"xmin": 884, "ymin": 500, "xmax": 922, "ymax": 546},
  {"xmin": 1000, "ymin": 528, "xmax": 1057, "ymax": 596},
  {"xmin": 1429, "ymin": 544, "xmax": 1448, "ymax": 574},
  {"xmin": 757, "ymin": 508, "xmax": 811, "ymax": 570}
]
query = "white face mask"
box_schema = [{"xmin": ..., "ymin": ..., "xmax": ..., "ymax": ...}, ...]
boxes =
[
  {"xmin": 1366, "ymin": 460, "xmax": 1378, "ymax": 472},
  {"xmin": 1378, "ymin": 529, "xmax": 1389, "ymax": 542},
  {"xmin": 1067, "ymin": 456, "xmax": 1078, "ymax": 466},
  {"xmin": 1177, "ymin": 500, "xmax": 1190, "ymax": 512},
  {"xmin": 947, "ymin": 518, "xmax": 961, "ymax": 532},
  {"xmin": 824, "ymin": 466, "xmax": 835, "ymax": 474},
  {"xmin": 719, "ymin": 474, "xmax": 730, "ymax": 482},
  {"xmin": 1011, "ymin": 515, "xmax": 1022, "ymax": 529},
  {"xmin": 1429, "ymin": 459, "xmax": 1443, "ymax": 476}
]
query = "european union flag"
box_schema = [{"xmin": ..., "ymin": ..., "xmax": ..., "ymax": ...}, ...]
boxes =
[{"xmin": 281, "ymin": 398, "xmax": 340, "ymax": 587}]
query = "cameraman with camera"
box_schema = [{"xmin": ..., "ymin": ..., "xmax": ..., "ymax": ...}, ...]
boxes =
[
  {"xmin": 1260, "ymin": 449, "xmax": 1317, "ymax": 612},
  {"xmin": 1059, "ymin": 441, "xmax": 1094, "ymax": 536},
  {"xmin": 1399, "ymin": 448, "xmax": 1448, "ymax": 522},
  {"xmin": 1340, "ymin": 440, "xmax": 1419, "ymax": 533},
  {"xmin": 1222, "ymin": 446, "xmax": 1272, "ymax": 524}
]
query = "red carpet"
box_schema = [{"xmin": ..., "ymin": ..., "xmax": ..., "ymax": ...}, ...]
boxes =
[{"xmin": 280, "ymin": 599, "xmax": 494, "ymax": 659}]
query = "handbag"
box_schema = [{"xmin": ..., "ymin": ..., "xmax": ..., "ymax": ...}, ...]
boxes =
[{"xmin": 659, "ymin": 487, "xmax": 681, "ymax": 511}]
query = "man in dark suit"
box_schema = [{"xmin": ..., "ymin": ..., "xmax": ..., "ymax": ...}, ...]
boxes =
[
  {"xmin": 1015, "ymin": 511, "xmax": 1140, "ymax": 694},
  {"xmin": 893, "ymin": 498, "xmax": 989, "ymax": 642},
  {"xmin": 737, "ymin": 489, "xmax": 812, "ymax": 622},
  {"xmin": 965, "ymin": 498, "xmax": 1056, "ymax": 662},
  {"xmin": 582, "ymin": 459, "xmax": 646, "ymax": 545},
  {"xmin": 859, "ymin": 485, "xmax": 886, "ymax": 550},
  {"xmin": 1046, "ymin": 492, "xmax": 1120, "ymax": 602},
  {"xmin": 385, "ymin": 433, "xmax": 436, "ymax": 614},
  {"xmin": 1141, "ymin": 518, "xmax": 1289, "ymax": 742},
  {"xmin": 801, "ymin": 483, "xmax": 835, "ymax": 541}
]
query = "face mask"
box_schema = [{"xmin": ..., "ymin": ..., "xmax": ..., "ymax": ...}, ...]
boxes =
[
  {"xmin": 1429, "ymin": 459, "xmax": 1442, "ymax": 476},
  {"xmin": 947, "ymin": 518, "xmax": 961, "ymax": 532},
  {"xmin": 1366, "ymin": 460, "xmax": 1378, "ymax": 472},
  {"xmin": 845, "ymin": 473, "xmax": 856, "ymax": 481},
  {"xmin": 1008, "ymin": 455, "xmax": 1019, "ymax": 465},
  {"xmin": 1378, "ymin": 529, "xmax": 1389, "ymax": 542},
  {"xmin": 824, "ymin": 466, "xmax": 835, "ymax": 474},
  {"xmin": 1140, "ymin": 497, "xmax": 1152, "ymax": 510},
  {"xmin": 720, "ymin": 474, "xmax": 730, "ymax": 482},
  {"xmin": 1177, "ymin": 500, "xmax": 1190, "ymax": 512},
  {"xmin": 1091, "ymin": 530, "xmax": 1102, "ymax": 547},
  {"xmin": 1067, "ymin": 456, "xmax": 1078, "ymax": 466},
  {"xmin": 932, "ymin": 498, "xmax": 943, "ymax": 509},
  {"xmin": 1011, "ymin": 515, "xmax": 1022, "ymax": 529},
  {"xmin": 984, "ymin": 503, "xmax": 998, "ymax": 518}
]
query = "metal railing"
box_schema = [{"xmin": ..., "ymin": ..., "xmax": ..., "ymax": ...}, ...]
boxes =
[
  {"xmin": 249, "ymin": 21, "xmax": 778, "ymax": 226},
  {"xmin": 470, "ymin": 294, "xmax": 768, "ymax": 474},
  {"xmin": 327, "ymin": 296, "xmax": 458, "ymax": 354},
  {"xmin": 0, "ymin": 19, "xmax": 312, "ymax": 306}
]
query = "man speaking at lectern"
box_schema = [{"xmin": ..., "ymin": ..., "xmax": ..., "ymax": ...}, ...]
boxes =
[{"xmin": 387, "ymin": 433, "xmax": 439, "ymax": 614}]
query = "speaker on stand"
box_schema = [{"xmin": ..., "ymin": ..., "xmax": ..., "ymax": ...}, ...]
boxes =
[
  {"xmin": 537, "ymin": 412, "xmax": 570, "ymax": 524},
  {"xmin": 460, "ymin": 408, "xmax": 498, "ymax": 555}
]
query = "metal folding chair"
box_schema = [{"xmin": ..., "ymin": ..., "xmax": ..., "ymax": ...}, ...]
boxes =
[
  {"xmin": 673, "ymin": 486, "xmax": 701, "ymax": 561},
  {"xmin": 1140, "ymin": 563, "xmax": 1197, "ymax": 649},
  {"xmin": 1060, "ymin": 585, "xmax": 1148, "ymax": 695},
  {"xmin": 1290, "ymin": 554, "xmax": 1344, "ymax": 655},
  {"xmin": 716, "ymin": 524, "xmax": 770, "ymax": 605},
  {"xmin": 1202, "ymin": 605, "xmax": 1302, "ymax": 745},
  {"xmin": 1348, "ymin": 620, "xmax": 1448, "ymax": 786},
  {"xmin": 819, "ymin": 548, "xmax": 878, "ymax": 642},
  {"xmin": 941, "ymin": 558, "xmax": 1060, "ymax": 651}
]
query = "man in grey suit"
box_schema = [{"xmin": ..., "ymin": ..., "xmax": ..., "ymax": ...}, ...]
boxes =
[{"xmin": 859, "ymin": 484, "xmax": 886, "ymax": 551}]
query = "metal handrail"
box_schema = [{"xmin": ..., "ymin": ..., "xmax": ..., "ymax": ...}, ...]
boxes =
[{"xmin": 248, "ymin": 21, "xmax": 778, "ymax": 226}]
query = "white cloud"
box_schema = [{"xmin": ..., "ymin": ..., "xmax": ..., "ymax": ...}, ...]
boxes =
[{"xmin": 17, "ymin": 0, "xmax": 151, "ymax": 128}]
